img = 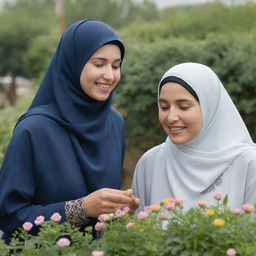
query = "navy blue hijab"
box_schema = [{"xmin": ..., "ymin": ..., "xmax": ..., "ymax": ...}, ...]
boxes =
[
  {"xmin": 19, "ymin": 19, "xmax": 126, "ymax": 191},
  {"xmin": 0, "ymin": 20, "xmax": 125, "ymax": 237},
  {"xmin": 28, "ymin": 19, "xmax": 124, "ymax": 124}
]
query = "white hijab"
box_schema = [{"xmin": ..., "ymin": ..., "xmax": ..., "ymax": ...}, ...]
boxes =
[{"xmin": 159, "ymin": 63, "xmax": 256, "ymax": 201}]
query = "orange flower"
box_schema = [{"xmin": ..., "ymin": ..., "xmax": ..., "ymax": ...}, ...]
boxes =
[
  {"xmin": 243, "ymin": 204, "xmax": 255, "ymax": 213},
  {"xmin": 126, "ymin": 222, "xmax": 136, "ymax": 229},
  {"xmin": 149, "ymin": 205, "xmax": 161, "ymax": 211},
  {"xmin": 213, "ymin": 218, "xmax": 225, "ymax": 226},
  {"xmin": 197, "ymin": 200, "xmax": 207, "ymax": 207}
]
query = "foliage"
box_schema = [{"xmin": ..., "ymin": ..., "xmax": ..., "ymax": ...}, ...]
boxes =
[
  {"xmin": 114, "ymin": 33, "xmax": 256, "ymax": 149},
  {"xmin": 120, "ymin": 2, "xmax": 256, "ymax": 43},
  {"xmin": 0, "ymin": 1, "xmax": 256, "ymax": 159},
  {"xmin": 64, "ymin": 0, "xmax": 158, "ymax": 29},
  {"xmin": 7, "ymin": 216, "xmax": 96, "ymax": 256},
  {"xmin": 0, "ymin": 93, "xmax": 34, "ymax": 165},
  {"xmin": 0, "ymin": 0, "xmax": 57, "ymax": 79},
  {"xmin": 1, "ymin": 194, "xmax": 256, "ymax": 255},
  {"xmin": 23, "ymin": 31, "xmax": 59, "ymax": 79}
]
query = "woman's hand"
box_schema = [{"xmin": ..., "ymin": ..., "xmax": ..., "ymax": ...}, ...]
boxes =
[
  {"xmin": 125, "ymin": 189, "xmax": 140, "ymax": 215},
  {"xmin": 83, "ymin": 188, "xmax": 138, "ymax": 218}
]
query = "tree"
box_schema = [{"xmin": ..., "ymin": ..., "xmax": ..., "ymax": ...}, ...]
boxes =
[
  {"xmin": 64, "ymin": 0, "xmax": 158, "ymax": 29},
  {"xmin": 0, "ymin": 0, "xmax": 57, "ymax": 104}
]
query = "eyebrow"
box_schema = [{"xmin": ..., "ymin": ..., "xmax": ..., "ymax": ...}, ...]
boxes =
[
  {"xmin": 158, "ymin": 98, "xmax": 194, "ymax": 103},
  {"xmin": 90, "ymin": 57, "xmax": 121, "ymax": 62}
]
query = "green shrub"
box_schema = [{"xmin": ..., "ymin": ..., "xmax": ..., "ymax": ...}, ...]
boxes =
[
  {"xmin": 2, "ymin": 194, "xmax": 256, "ymax": 255},
  {"xmin": 0, "ymin": 94, "xmax": 33, "ymax": 165},
  {"xmin": 115, "ymin": 33, "xmax": 256, "ymax": 150}
]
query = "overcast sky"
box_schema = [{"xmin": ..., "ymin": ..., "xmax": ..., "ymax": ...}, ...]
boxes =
[{"xmin": 140, "ymin": 0, "xmax": 256, "ymax": 8}]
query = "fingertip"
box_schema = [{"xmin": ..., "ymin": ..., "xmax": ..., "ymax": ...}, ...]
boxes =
[{"xmin": 125, "ymin": 189, "xmax": 133, "ymax": 196}]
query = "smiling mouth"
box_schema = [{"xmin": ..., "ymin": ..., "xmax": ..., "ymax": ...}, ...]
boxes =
[
  {"xmin": 96, "ymin": 83, "xmax": 111, "ymax": 89},
  {"xmin": 168, "ymin": 127, "xmax": 185, "ymax": 131}
]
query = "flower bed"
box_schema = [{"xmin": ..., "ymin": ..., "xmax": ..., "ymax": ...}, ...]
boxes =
[{"xmin": 1, "ymin": 194, "xmax": 256, "ymax": 256}]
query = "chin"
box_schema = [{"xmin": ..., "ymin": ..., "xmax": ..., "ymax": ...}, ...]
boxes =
[
  {"xmin": 169, "ymin": 136, "xmax": 186, "ymax": 145},
  {"xmin": 93, "ymin": 94, "xmax": 110, "ymax": 101}
]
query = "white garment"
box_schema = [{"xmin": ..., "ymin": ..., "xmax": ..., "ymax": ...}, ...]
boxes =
[
  {"xmin": 132, "ymin": 144, "xmax": 256, "ymax": 211},
  {"xmin": 132, "ymin": 62, "xmax": 256, "ymax": 211}
]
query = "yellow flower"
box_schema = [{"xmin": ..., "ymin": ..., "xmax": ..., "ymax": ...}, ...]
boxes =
[
  {"xmin": 205, "ymin": 209, "xmax": 215, "ymax": 216},
  {"xmin": 213, "ymin": 218, "xmax": 225, "ymax": 226},
  {"xmin": 162, "ymin": 198, "xmax": 175, "ymax": 205}
]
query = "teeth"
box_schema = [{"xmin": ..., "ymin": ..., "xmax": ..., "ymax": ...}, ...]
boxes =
[
  {"xmin": 170, "ymin": 127, "xmax": 183, "ymax": 131},
  {"xmin": 97, "ymin": 84, "xmax": 110, "ymax": 88}
]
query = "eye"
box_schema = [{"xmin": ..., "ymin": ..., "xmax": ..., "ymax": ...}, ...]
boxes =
[
  {"xmin": 112, "ymin": 61, "xmax": 121, "ymax": 69},
  {"xmin": 94, "ymin": 63, "xmax": 103, "ymax": 68},
  {"xmin": 159, "ymin": 105, "xmax": 169, "ymax": 111},
  {"xmin": 180, "ymin": 106, "xmax": 190, "ymax": 110},
  {"xmin": 112, "ymin": 65, "xmax": 120, "ymax": 70}
]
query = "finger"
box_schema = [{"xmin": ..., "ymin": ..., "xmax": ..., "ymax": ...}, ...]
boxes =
[
  {"xmin": 107, "ymin": 193, "xmax": 132, "ymax": 204},
  {"xmin": 125, "ymin": 189, "xmax": 133, "ymax": 197}
]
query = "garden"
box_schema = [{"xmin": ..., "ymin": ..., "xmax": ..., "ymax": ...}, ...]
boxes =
[
  {"xmin": 0, "ymin": 193, "xmax": 256, "ymax": 255},
  {"xmin": 1, "ymin": 1, "xmax": 256, "ymax": 255}
]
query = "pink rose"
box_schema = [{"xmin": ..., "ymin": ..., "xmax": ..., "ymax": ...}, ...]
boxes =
[
  {"xmin": 95, "ymin": 221, "xmax": 105, "ymax": 231},
  {"xmin": 226, "ymin": 248, "xmax": 236, "ymax": 256},
  {"xmin": 98, "ymin": 214, "xmax": 110, "ymax": 222},
  {"xmin": 92, "ymin": 250, "xmax": 104, "ymax": 256},
  {"xmin": 214, "ymin": 192, "xmax": 222, "ymax": 201},
  {"xmin": 22, "ymin": 222, "xmax": 33, "ymax": 231},
  {"xmin": 164, "ymin": 202, "xmax": 176, "ymax": 210},
  {"xmin": 137, "ymin": 211, "xmax": 149, "ymax": 220},
  {"xmin": 232, "ymin": 208, "xmax": 243, "ymax": 215},
  {"xmin": 34, "ymin": 216, "xmax": 45, "ymax": 225},
  {"xmin": 56, "ymin": 237, "xmax": 71, "ymax": 247},
  {"xmin": 115, "ymin": 206, "xmax": 130, "ymax": 217},
  {"xmin": 159, "ymin": 213, "xmax": 168, "ymax": 219},
  {"xmin": 174, "ymin": 198, "xmax": 184, "ymax": 206},
  {"xmin": 51, "ymin": 212, "xmax": 62, "ymax": 222}
]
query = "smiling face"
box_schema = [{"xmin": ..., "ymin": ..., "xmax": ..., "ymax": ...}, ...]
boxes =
[
  {"xmin": 80, "ymin": 44, "xmax": 121, "ymax": 101},
  {"xmin": 158, "ymin": 82, "xmax": 203, "ymax": 145}
]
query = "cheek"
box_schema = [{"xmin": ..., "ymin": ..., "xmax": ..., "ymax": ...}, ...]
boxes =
[
  {"xmin": 158, "ymin": 111, "xmax": 166, "ymax": 126},
  {"xmin": 188, "ymin": 111, "xmax": 203, "ymax": 134},
  {"xmin": 114, "ymin": 71, "xmax": 121, "ymax": 83}
]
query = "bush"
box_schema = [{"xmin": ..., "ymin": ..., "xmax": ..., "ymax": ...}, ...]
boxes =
[
  {"xmin": 2, "ymin": 194, "xmax": 256, "ymax": 255},
  {"xmin": 115, "ymin": 33, "xmax": 256, "ymax": 150},
  {"xmin": 0, "ymin": 94, "xmax": 33, "ymax": 165}
]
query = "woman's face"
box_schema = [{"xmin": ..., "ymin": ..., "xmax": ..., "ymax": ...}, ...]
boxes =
[
  {"xmin": 158, "ymin": 82, "xmax": 203, "ymax": 145},
  {"xmin": 80, "ymin": 44, "xmax": 121, "ymax": 101}
]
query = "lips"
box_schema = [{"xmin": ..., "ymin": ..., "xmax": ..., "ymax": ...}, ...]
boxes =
[
  {"xmin": 167, "ymin": 126, "xmax": 185, "ymax": 135},
  {"xmin": 169, "ymin": 127, "xmax": 184, "ymax": 131}
]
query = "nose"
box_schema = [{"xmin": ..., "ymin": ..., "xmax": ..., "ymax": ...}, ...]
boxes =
[
  {"xmin": 167, "ymin": 108, "xmax": 179, "ymax": 123},
  {"xmin": 102, "ymin": 65, "xmax": 114, "ymax": 82}
]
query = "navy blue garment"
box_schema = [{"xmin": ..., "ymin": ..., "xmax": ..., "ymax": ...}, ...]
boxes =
[{"xmin": 0, "ymin": 20, "xmax": 125, "ymax": 240}]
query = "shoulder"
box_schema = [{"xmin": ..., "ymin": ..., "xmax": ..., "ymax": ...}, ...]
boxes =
[
  {"xmin": 111, "ymin": 108, "xmax": 124, "ymax": 123},
  {"xmin": 15, "ymin": 114, "xmax": 60, "ymax": 134},
  {"xmin": 13, "ymin": 113, "xmax": 67, "ymax": 144},
  {"xmin": 137, "ymin": 143, "xmax": 165, "ymax": 166},
  {"xmin": 235, "ymin": 150, "xmax": 256, "ymax": 165}
]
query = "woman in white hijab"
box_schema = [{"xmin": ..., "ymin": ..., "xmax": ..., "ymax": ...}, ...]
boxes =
[{"xmin": 132, "ymin": 62, "xmax": 256, "ymax": 211}]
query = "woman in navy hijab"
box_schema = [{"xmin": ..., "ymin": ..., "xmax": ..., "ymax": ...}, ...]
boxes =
[{"xmin": 0, "ymin": 19, "xmax": 139, "ymax": 241}]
